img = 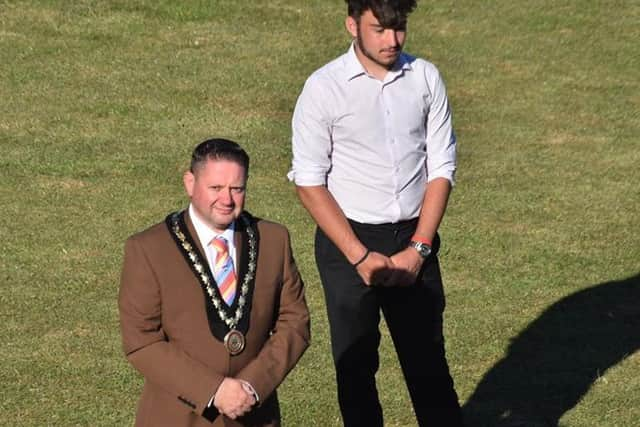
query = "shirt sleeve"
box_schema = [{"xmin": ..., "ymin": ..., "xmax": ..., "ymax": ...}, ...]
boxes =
[
  {"xmin": 424, "ymin": 65, "xmax": 457, "ymax": 186},
  {"xmin": 288, "ymin": 75, "xmax": 333, "ymax": 186}
]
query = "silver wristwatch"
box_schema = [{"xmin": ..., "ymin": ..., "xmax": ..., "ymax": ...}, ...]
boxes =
[{"xmin": 409, "ymin": 241, "xmax": 432, "ymax": 258}]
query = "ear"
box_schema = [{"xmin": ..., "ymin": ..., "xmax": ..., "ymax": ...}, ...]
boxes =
[
  {"xmin": 345, "ymin": 16, "xmax": 358, "ymax": 38},
  {"xmin": 183, "ymin": 170, "xmax": 195, "ymax": 198}
]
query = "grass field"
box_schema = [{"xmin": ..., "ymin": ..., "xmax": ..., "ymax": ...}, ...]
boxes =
[{"xmin": 1, "ymin": 1, "xmax": 638, "ymax": 426}]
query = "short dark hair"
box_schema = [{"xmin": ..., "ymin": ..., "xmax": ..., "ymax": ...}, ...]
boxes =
[
  {"xmin": 190, "ymin": 138, "xmax": 250, "ymax": 175},
  {"xmin": 346, "ymin": 0, "xmax": 417, "ymax": 27}
]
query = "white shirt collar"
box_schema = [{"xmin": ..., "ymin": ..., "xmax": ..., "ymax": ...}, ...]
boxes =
[
  {"xmin": 188, "ymin": 204, "xmax": 237, "ymax": 267},
  {"xmin": 344, "ymin": 41, "xmax": 413, "ymax": 82}
]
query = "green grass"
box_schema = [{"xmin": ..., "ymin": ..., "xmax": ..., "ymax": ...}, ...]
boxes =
[{"xmin": 1, "ymin": 1, "xmax": 638, "ymax": 426}]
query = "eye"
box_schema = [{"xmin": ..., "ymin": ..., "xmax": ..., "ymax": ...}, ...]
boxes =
[{"xmin": 230, "ymin": 187, "xmax": 245, "ymax": 194}]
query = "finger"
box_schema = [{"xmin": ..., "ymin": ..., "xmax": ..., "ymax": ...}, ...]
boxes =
[{"xmin": 356, "ymin": 270, "xmax": 372, "ymax": 286}]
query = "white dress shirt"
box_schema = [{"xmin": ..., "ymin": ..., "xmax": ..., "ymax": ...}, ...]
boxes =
[{"xmin": 289, "ymin": 43, "xmax": 456, "ymax": 224}]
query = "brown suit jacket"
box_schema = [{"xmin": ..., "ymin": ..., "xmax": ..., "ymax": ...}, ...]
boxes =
[{"xmin": 119, "ymin": 210, "xmax": 310, "ymax": 427}]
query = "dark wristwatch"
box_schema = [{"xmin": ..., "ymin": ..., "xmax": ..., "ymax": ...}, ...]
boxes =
[{"xmin": 409, "ymin": 240, "xmax": 432, "ymax": 258}]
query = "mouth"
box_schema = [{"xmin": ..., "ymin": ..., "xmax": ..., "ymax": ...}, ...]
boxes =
[{"xmin": 214, "ymin": 206, "xmax": 235, "ymax": 215}]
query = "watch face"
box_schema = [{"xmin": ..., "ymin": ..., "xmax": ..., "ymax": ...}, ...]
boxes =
[
  {"xmin": 419, "ymin": 244, "xmax": 431, "ymax": 257},
  {"xmin": 411, "ymin": 241, "xmax": 431, "ymax": 257}
]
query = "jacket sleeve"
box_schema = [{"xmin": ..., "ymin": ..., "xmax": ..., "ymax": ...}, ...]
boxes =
[
  {"xmin": 235, "ymin": 227, "xmax": 311, "ymax": 400},
  {"xmin": 118, "ymin": 235, "xmax": 224, "ymax": 416}
]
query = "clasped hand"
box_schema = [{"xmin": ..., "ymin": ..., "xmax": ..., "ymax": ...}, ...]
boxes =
[
  {"xmin": 213, "ymin": 378, "xmax": 256, "ymax": 420},
  {"xmin": 356, "ymin": 247, "xmax": 423, "ymax": 287}
]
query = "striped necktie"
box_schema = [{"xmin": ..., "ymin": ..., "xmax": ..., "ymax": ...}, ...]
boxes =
[{"xmin": 210, "ymin": 236, "xmax": 237, "ymax": 306}]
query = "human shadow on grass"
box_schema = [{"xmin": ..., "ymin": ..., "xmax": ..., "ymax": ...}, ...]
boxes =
[{"xmin": 463, "ymin": 273, "xmax": 640, "ymax": 427}]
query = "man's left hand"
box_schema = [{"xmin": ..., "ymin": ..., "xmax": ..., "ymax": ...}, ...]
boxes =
[
  {"xmin": 213, "ymin": 377, "xmax": 256, "ymax": 419},
  {"xmin": 385, "ymin": 247, "xmax": 424, "ymax": 287}
]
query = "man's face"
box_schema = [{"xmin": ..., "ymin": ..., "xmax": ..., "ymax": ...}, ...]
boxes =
[
  {"xmin": 347, "ymin": 9, "xmax": 407, "ymax": 72},
  {"xmin": 183, "ymin": 158, "xmax": 246, "ymax": 233}
]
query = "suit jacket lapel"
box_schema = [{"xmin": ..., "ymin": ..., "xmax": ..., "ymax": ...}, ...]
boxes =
[
  {"xmin": 234, "ymin": 219, "xmax": 246, "ymax": 288},
  {"xmin": 184, "ymin": 210, "xmax": 207, "ymax": 260},
  {"xmin": 233, "ymin": 213, "xmax": 257, "ymax": 334}
]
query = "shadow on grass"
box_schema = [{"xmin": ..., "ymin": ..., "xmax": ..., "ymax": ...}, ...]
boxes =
[{"xmin": 463, "ymin": 273, "xmax": 640, "ymax": 427}]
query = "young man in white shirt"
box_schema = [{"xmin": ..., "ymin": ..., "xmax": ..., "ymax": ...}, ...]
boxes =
[{"xmin": 290, "ymin": 1, "xmax": 464, "ymax": 425}]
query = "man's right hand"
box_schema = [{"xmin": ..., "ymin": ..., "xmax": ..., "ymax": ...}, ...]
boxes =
[
  {"xmin": 355, "ymin": 251, "xmax": 394, "ymax": 286},
  {"xmin": 213, "ymin": 377, "xmax": 256, "ymax": 420}
]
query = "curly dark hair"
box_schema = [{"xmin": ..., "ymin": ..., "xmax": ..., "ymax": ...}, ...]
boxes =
[{"xmin": 346, "ymin": 0, "xmax": 417, "ymax": 27}]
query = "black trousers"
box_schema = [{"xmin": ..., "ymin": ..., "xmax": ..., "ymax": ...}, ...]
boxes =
[{"xmin": 315, "ymin": 219, "xmax": 464, "ymax": 427}]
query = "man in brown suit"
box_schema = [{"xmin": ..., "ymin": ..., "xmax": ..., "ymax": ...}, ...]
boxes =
[{"xmin": 119, "ymin": 138, "xmax": 310, "ymax": 426}]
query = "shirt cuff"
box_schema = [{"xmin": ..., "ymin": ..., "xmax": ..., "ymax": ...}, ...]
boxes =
[
  {"xmin": 287, "ymin": 168, "xmax": 327, "ymax": 186},
  {"xmin": 239, "ymin": 380, "xmax": 260, "ymax": 404}
]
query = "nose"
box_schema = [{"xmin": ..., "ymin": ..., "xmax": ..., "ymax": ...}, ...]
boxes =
[
  {"xmin": 219, "ymin": 188, "xmax": 233, "ymax": 204},
  {"xmin": 385, "ymin": 29, "xmax": 400, "ymax": 47}
]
